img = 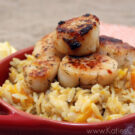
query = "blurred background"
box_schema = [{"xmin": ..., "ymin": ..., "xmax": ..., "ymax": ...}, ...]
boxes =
[{"xmin": 0, "ymin": 0, "xmax": 135, "ymax": 49}]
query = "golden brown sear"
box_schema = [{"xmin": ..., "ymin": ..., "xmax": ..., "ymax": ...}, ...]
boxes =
[
  {"xmin": 23, "ymin": 33, "xmax": 60, "ymax": 92},
  {"xmin": 53, "ymin": 13, "xmax": 100, "ymax": 56},
  {"xmin": 58, "ymin": 53, "xmax": 118, "ymax": 88},
  {"xmin": 99, "ymin": 35, "xmax": 135, "ymax": 67}
]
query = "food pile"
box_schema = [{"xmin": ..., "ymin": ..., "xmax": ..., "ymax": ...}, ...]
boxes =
[
  {"xmin": 0, "ymin": 42, "xmax": 16, "ymax": 59},
  {"xmin": 1, "ymin": 14, "xmax": 135, "ymax": 123}
]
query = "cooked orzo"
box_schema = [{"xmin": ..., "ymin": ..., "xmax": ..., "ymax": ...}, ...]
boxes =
[{"xmin": 0, "ymin": 54, "xmax": 135, "ymax": 123}]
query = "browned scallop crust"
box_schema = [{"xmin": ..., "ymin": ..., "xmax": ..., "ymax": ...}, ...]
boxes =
[
  {"xmin": 100, "ymin": 35, "xmax": 122, "ymax": 44},
  {"xmin": 33, "ymin": 33, "xmax": 61, "ymax": 58},
  {"xmin": 33, "ymin": 34, "xmax": 52, "ymax": 58},
  {"xmin": 58, "ymin": 53, "xmax": 118, "ymax": 88},
  {"xmin": 23, "ymin": 33, "xmax": 60, "ymax": 92},
  {"xmin": 99, "ymin": 35, "xmax": 135, "ymax": 67},
  {"xmin": 65, "ymin": 54, "xmax": 108, "ymax": 70},
  {"xmin": 56, "ymin": 13, "xmax": 99, "ymax": 50},
  {"xmin": 24, "ymin": 57, "xmax": 57, "ymax": 78},
  {"xmin": 100, "ymin": 35, "xmax": 135, "ymax": 50}
]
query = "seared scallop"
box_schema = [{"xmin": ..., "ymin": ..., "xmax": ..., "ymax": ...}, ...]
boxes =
[
  {"xmin": 99, "ymin": 35, "xmax": 135, "ymax": 68},
  {"xmin": 33, "ymin": 32, "xmax": 62, "ymax": 58},
  {"xmin": 53, "ymin": 13, "xmax": 100, "ymax": 56},
  {"xmin": 58, "ymin": 53, "xmax": 118, "ymax": 88},
  {"xmin": 23, "ymin": 33, "xmax": 60, "ymax": 92}
]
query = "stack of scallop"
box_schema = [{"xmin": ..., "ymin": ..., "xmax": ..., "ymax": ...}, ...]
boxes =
[{"xmin": 23, "ymin": 13, "xmax": 135, "ymax": 92}]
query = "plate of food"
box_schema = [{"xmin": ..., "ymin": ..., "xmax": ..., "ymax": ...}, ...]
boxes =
[{"xmin": 0, "ymin": 13, "xmax": 135, "ymax": 135}]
